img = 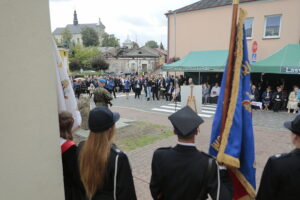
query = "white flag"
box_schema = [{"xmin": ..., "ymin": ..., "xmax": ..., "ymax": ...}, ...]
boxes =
[{"xmin": 52, "ymin": 39, "xmax": 81, "ymax": 130}]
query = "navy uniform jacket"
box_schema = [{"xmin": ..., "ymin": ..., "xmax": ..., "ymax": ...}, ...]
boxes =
[
  {"xmin": 257, "ymin": 149, "xmax": 300, "ymax": 200},
  {"xmin": 150, "ymin": 144, "xmax": 233, "ymax": 200}
]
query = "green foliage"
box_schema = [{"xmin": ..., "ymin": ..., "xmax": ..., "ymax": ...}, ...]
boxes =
[
  {"xmin": 81, "ymin": 27, "xmax": 100, "ymax": 47},
  {"xmin": 145, "ymin": 40, "xmax": 159, "ymax": 48},
  {"xmin": 160, "ymin": 42, "xmax": 165, "ymax": 50},
  {"xmin": 69, "ymin": 45, "xmax": 100, "ymax": 70},
  {"xmin": 62, "ymin": 28, "xmax": 72, "ymax": 48},
  {"xmin": 91, "ymin": 56, "xmax": 109, "ymax": 71},
  {"xmin": 101, "ymin": 33, "xmax": 120, "ymax": 47}
]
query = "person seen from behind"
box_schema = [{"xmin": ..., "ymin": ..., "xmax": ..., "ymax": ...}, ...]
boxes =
[
  {"xmin": 79, "ymin": 107, "xmax": 137, "ymax": 200},
  {"xmin": 150, "ymin": 106, "xmax": 233, "ymax": 200},
  {"xmin": 257, "ymin": 115, "xmax": 300, "ymax": 200},
  {"xmin": 59, "ymin": 111, "xmax": 84, "ymax": 200}
]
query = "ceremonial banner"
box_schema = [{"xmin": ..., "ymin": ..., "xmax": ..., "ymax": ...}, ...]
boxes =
[
  {"xmin": 52, "ymin": 39, "xmax": 81, "ymax": 129},
  {"xmin": 209, "ymin": 9, "xmax": 256, "ymax": 199}
]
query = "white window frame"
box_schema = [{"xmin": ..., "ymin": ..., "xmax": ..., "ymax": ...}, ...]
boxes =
[
  {"xmin": 263, "ymin": 14, "xmax": 282, "ymax": 39},
  {"xmin": 245, "ymin": 17, "xmax": 254, "ymax": 40}
]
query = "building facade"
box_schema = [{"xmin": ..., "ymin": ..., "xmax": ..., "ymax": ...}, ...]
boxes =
[
  {"xmin": 53, "ymin": 10, "xmax": 105, "ymax": 46},
  {"xmin": 166, "ymin": 0, "xmax": 300, "ymax": 62},
  {"xmin": 103, "ymin": 46, "xmax": 160, "ymax": 73}
]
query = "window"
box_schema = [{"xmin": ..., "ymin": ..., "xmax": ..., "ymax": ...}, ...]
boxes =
[
  {"xmin": 245, "ymin": 18, "xmax": 253, "ymax": 39},
  {"xmin": 264, "ymin": 15, "xmax": 281, "ymax": 38}
]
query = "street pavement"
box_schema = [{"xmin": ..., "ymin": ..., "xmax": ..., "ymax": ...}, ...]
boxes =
[
  {"xmin": 111, "ymin": 92, "xmax": 295, "ymax": 131},
  {"xmin": 102, "ymin": 92, "xmax": 296, "ymax": 199}
]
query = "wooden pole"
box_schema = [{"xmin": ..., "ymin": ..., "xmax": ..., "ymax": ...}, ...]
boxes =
[{"xmin": 220, "ymin": 0, "xmax": 239, "ymax": 138}]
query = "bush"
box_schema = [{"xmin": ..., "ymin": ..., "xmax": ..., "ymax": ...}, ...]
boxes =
[
  {"xmin": 69, "ymin": 45, "xmax": 100, "ymax": 70},
  {"xmin": 91, "ymin": 56, "xmax": 109, "ymax": 71},
  {"xmin": 69, "ymin": 59, "xmax": 81, "ymax": 71}
]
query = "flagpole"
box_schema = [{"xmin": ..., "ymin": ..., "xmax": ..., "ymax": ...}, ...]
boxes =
[{"xmin": 220, "ymin": 0, "xmax": 239, "ymax": 137}]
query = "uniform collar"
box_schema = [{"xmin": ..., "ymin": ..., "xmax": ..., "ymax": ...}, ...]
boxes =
[
  {"xmin": 177, "ymin": 142, "xmax": 196, "ymax": 147},
  {"xmin": 174, "ymin": 143, "xmax": 197, "ymax": 152}
]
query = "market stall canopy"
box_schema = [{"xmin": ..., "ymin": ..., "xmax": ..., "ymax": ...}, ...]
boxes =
[
  {"xmin": 163, "ymin": 50, "xmax": 228, "ymax": 72},
  {"xmin": 251, "ymin": 44, "xmax": 300, "ymax": 74}
]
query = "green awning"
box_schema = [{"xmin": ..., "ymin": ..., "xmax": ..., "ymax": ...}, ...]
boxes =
[
  {"xmin": 251, "ymin": 44, "xmax": 300, "ymax": 74},
  {"xmin": 163, "ymin": 50, "xmax": 228, "ymax": 72}
]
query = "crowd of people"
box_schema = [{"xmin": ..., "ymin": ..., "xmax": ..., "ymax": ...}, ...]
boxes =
[
  {"xmin": 57, "ymin": 71, "xmax": 300, "ymax": 200},
  {"xmin": 71, "ymin": 74, "xmax": 222, "ymax": 104},
  {"xmin": 59, "ymin": 104, "xmax": 300, "ymax": 200},
  {"xmin": 72, "ymin": 74, "xmax": 300, "ymax": 115},
  {"xmin": 72, "ymin": 74, "xmax": 186, "ymax": 102},
  {"xmin": 250, "ymin": 84, "xmax": 300, "ymax": 113}
]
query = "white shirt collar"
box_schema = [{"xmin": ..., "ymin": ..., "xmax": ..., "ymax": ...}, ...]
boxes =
[{"xmin": 177, "ymin": 142, "xmax": 196, "ymax": 147}]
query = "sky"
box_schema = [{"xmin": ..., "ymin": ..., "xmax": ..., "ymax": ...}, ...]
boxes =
[{"xmin": 49, "ymin": 0, "xmax": 197, "ymax": 48}]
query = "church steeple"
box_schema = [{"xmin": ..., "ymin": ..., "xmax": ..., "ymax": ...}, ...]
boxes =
[{"xmin": 73, "ymin": 10, "xmax": 78, "ymax": 25}]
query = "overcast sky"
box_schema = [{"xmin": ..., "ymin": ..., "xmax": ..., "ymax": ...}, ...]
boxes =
[{"xmin": 49, "ymin": 0, "xmax": 197, "ymax": 48}]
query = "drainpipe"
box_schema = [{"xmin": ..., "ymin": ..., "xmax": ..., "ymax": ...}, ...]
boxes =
[{"xmin": 173, "ymin": 11, "xmax": 177, "ymax": 58}]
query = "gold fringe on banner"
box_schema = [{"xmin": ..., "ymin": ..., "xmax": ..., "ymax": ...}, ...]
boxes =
[
  {"xmin": 217, "ymin": 8, "xmax": 247, "ymax": 168},
  {"xmin": 216, "ymin": 8, "xmax": 256, "ymax": 199}
]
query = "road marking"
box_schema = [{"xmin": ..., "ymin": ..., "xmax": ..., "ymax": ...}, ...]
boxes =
[
  {"xmin": 168, "ymin": 103, "xmax": 182, "ymax": 107},
  {"xmin": 151, "ymin": 103, "xmax": 216, "ymax": 118},
  {"xmin": 198, "ymin": 113, "xmax": 213, "ymax": 118},
  {"xmin": 202, "ymin": 110, "xmax": 216, "ymax": 114},
  {"xmin": 161, "ymin": 106, "xmax": 180, "ymax": 109},
  {"xmin": 203, "ymin": 104, "xmax": 217, "ymax": 108},
  {"xmin": 152, "ymin": 108, "xmax": 176, "ymax": 113},
  {"xmin": 202, "ymin": 107, "xmax": 217, "ymax": 110}
]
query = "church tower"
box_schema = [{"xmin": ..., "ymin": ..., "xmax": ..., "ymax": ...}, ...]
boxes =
[{"xmin": 73, "ymin": 10, "xmax": 78, "ymax": 25}]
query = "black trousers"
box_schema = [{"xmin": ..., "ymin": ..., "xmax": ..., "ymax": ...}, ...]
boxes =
[
  {"xmin": 210, "ymin": 96, "xmax": 218, "ymax": 104},
  {"xmin": 273, "ymin": 101, "xmax": 282, "ymax": 112},
  {"xmin": 108, "ymin": 89, "xmax": 116, "ymax": 98},
  {"xmin": 152, "ymin": 88, "xmax": 159, "ymax": 100},
  {"xmin": 135, "ymin": 88, "xmax": 141, "ymax": 99},
  {"xmin": 166, "ymin": 93, "xmax": 172, "ymax": 101}
]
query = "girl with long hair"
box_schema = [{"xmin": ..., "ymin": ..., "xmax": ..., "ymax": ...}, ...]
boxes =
[
  {"xmin": 59, "ymin": 111, "xmax": 84, "ymax": 200},
  {"xmin": 79, "ymin": 107, "xmax": 136, "ymax": 200}
]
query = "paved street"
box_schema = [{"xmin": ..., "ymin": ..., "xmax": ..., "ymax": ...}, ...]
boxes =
[
  {"xmin": 112, "ymin": 92, "xmax": 295, "ymax": 130},
  {"xmin": 108, "ymin": 93, "xmax": 296, "ymax": 200}
]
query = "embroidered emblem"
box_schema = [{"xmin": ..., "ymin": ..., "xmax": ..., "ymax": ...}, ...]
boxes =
[
  {"xmin": 242, "ymin": 61, "xmax": 251, "ymax": 76},
  {"xmin": 242, "ymin": 100, "xmax": 252, "ymax": 113},
  {"xmin": 211, "ymin": 136, "xmax": 221, "ymax": 151}
]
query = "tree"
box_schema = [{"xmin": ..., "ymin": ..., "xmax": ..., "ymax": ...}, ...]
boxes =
[
  {"xmin": 145, "ymin": 40, "xmax": 159, "ymax": 48},
  {"xmin": 101, "ymin": 33, "xmax": 120, "ymax": 47},
  {"xmin": 69, "ymin": 59, "xmax": 81, "ymax": 71},
  {"xmin": 62, "ymin": 28, "xmax": 72, "ymax": 48},
  {"xmin": 69, "ymin": 45, "xmax": 100, "ymax": 70},
  {"xmin": 91, "ymin": 56, "xmax": 109, "ymax": 71},
  {"xmin": 159, "ymin": 42, "xmax": 165, "ymax": 50},
  {"xmin": 81, "ymin": 27, "xmax": 99, "ymax": 47}
]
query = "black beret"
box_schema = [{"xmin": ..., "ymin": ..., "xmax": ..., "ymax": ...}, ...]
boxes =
[
  {"xmin": 168, "ymin": 106, "xmax": 204, "ymax": 137},
  {"xmin": 88, "ymin": 106, "xmax": 120, "ymax": 133}
]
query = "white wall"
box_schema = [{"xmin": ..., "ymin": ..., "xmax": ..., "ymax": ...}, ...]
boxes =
[{"xmin": 0, "ymin": 0, "xmax": 64, "ymax": 199}]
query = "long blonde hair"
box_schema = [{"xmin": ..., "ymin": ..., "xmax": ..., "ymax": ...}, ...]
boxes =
[{"xmin": 79, "ymin": 126, "xmax": 115, "ymax": 199}]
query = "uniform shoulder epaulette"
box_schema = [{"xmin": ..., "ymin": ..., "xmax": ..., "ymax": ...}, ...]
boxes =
[
  {"xmin": 201, "ymin": 151, "xmax": 216, "ymax": 160},
  {"xmin": 112, "ymin": 145, "xmax": 123, "ymax": 154},
  {"xmin": 270, "ymin": 153, "xmax": 289, "ymax": 160}
]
